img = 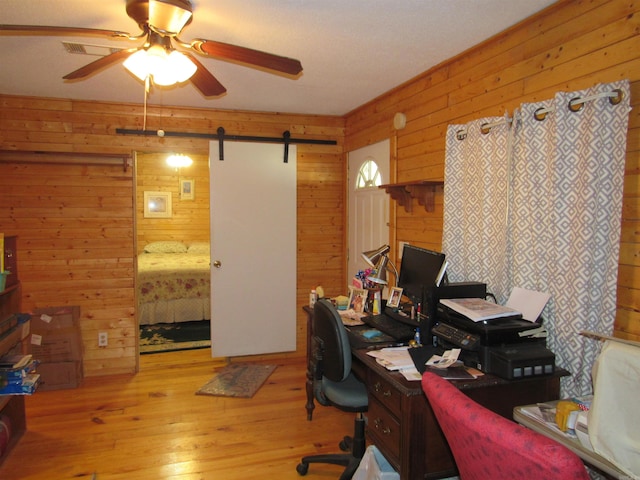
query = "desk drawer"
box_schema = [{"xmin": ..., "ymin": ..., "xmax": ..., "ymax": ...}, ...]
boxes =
[
  {"xmin": 369, "ymin": 370, "xmax": 402, "ymax": 413},
  {"xmin": 367, "ymin": 396, "xmax": 400, "ymax": 462}
]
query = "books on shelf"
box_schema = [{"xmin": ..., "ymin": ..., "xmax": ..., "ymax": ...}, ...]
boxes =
[
  {"xmin": 439, "ymin": 297, "xmax": 522, "ymax": 322},
  {"xmin": 0, "ymin": 354, "xmax": 33, "ymax": 370}
]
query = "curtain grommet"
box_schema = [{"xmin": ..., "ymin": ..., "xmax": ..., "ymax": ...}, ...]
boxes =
[
  {"xmin": 480, "ymin": 123, "xmax": 491, "ymax": 135},
  {"xmin": 534, "ymin": 108, "xmax": 548, "ymax": 121},
  {"xmin": 456, "ymin": 129, "xmax": 467, "ymax": 141},
  {"xmin": 568, "ymin": 97, "xmax": 584, "ymax": 112},
  {"xmin": 609, "ymin": 89, "xmax": 623, "ymax": 105}
]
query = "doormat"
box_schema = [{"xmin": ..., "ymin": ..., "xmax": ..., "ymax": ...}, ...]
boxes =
[
  {"xmin": 139, "ymin": 320, "xmax": 211, "ymax": 354},
  {"xmin": 196, "ymin": 363, "xmax": 277, "ymax": 398}
]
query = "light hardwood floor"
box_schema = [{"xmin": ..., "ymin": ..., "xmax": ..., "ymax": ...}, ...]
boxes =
[{"xmin": 0, "ymin": 349, "xmax": 355, "ymax": 480}]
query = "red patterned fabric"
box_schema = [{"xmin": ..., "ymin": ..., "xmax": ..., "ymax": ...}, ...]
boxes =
[{"xmin": 421, "ymin": 372, "xmax": 589, "ymax": 480}]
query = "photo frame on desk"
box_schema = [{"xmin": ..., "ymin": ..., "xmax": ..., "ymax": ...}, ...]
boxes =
[
  {"xmin": 348, "ymin": 287, "xmax": 367, "ymax": 314},
  {"xmin": 387, "ymin": 287, "xmax": 403, "ymax": 308}
]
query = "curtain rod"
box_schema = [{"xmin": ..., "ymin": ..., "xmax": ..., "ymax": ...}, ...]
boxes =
[
  {"xmin": 0, "ymin": 150, "xmax": 132, "ymax": 171},
  {"xmin": 115, "ymin": 127, "xmax": 338, "ymax": 163},
  {"xmin": 455, "ymin": 88, "xmax": 624, "ymax": 140},
  {"xmin": 533, "ymin": 89, "xmax": 623, "ymax": 121}
]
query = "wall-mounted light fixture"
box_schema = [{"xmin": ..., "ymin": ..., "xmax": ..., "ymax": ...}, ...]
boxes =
[
  {"xmin": 166, "ymin": 153, "xmax": 193, "ymax": 169},
  {"xmin": 393, "ymin": 112, "xmax": 407, "ymax": 130}
]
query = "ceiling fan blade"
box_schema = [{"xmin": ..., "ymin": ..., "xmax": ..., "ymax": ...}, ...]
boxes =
[
  {"xmin": 183, "ymin": 53, "xmax": 227, "ymax": 97},
  {"xmin": 63, "ymin": 49, "xmax": 137, "ymax": 80},
  {"xmin": 190, "ymin": 39, "xmax": 302, "ymax": 76},
  {"xmin": 0, "ymin": 24, "xmax": 132, "ymax": 39}
]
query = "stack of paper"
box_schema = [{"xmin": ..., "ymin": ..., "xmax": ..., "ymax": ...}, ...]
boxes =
[
  {"xmin": 439, "ymin": 298, "xmax": 521, "ymax": 322},
  {"xmin": 366, "ymin": 347, "xmax": 422, "ymax": 381}
]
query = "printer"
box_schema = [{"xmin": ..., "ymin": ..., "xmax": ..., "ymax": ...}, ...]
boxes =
[{"xmin": 433, "ymin": 299, "xmax": 555, "ymax": 380}]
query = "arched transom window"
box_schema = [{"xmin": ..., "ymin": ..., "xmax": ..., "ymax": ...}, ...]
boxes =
[{"xmin": 355, "ymin": 158, "xmax": 382, "ymax": 189}]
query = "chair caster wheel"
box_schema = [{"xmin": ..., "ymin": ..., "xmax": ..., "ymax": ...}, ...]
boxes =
[
  {"xmin": 340, "ymin": 435, "xmax": 352, "ymax": 451},
  {"xmin": 296, "ymin": 462, "xmax": 309, "ymax": 475}
]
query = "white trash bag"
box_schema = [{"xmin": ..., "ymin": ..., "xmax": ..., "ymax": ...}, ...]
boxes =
[{"xmin": 353, "ymin": 445, "xmax": 400, "ymax": 480}]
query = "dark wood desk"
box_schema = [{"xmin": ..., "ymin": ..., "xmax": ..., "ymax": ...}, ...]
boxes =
[{"xmin": 303, "ymin": 306, "xmax": 567, "ymax": 479}]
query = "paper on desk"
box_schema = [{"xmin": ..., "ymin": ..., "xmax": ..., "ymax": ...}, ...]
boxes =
[
  {"xmin": 506, "ymin": 287, "xmax": 551, "ymax": 322},
  {"xmin": 426, "ymin": 348, "xmax": 461, "ymax": 369},
  {"xmin": 366, "ymin": 347, "xmax": 423, "ymax": 381},
  {"xmin": 339, "ymin": 309, "xmax": 366, "ymax": 326},
  {"xmin": 367, "ymin": 347, "xmax": 414, "ymax": 370},
  {"xmin": 399, "ymin": 369, "xmax": 422, "ymax": 381}
]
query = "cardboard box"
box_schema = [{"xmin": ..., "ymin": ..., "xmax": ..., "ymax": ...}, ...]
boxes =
[
  {"xmin": 32, "ymin": 306, "xmax": 79, "ymax": 331},
  {"xmin": 35, "ymin": 362, "xmax": 82, "ymax": 391},
  {"xmin": 28, "ymin": 306, "xmax": 83, "ymax": 390},
  {"xmin": 29, "ymin": 306, "xmax": 82, "ymax": 362}
]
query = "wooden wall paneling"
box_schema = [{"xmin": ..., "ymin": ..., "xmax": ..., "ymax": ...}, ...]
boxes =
[
  {"xmin": 344, "ymin": 0, "xmax": 640, "ymax": 342},
  {"xmin": 136, "ymin": 152, "xmax": 211, "ymax": 252},
  {"xmin": 0, "ymin": 97, "xmax": 345, "ymax": 375},
  {"xmin": 0, "ymin": 159, "xmax": 136, "ymax": 376}
]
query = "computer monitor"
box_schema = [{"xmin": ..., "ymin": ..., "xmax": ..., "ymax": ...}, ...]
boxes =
[{"xmin": 397, "ymin": 244, "xmax": 446, "ymax": 306}]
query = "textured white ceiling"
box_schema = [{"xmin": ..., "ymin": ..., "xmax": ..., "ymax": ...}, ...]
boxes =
[{"xmin": 0, "ymin": 0, "xmax": 557, "ymax": 115}]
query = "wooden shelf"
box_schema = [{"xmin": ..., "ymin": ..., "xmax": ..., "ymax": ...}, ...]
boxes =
[
  {"xmin": 379, "ymin": 180, "xmax": 443, "ymax": 213},
  {"xmin": 0, "ymin": 281, "xmax": 26, "ymax": 466}
]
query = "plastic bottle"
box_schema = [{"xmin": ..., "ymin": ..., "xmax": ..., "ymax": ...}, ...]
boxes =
[{"xmin": 414, "ymin": 327, "xmax": 421, "ymax": 346}]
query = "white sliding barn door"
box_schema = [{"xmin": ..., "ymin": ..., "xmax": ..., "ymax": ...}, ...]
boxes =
[{"xmin": 209, "ymin": 141, "xmax": 296, "ymax": 357}]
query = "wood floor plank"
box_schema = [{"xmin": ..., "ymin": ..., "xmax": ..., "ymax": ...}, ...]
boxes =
[{"xmin": 0, "ymin": 349, "xmax": 355, "ymax": 479}]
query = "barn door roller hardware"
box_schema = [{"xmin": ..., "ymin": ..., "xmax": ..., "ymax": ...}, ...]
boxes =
[{"xmin": 116, "ymin": 127, "xmax": 337, "ymax": 163}]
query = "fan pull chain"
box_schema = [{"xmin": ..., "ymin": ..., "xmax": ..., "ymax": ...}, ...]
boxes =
[{"xmin": 143, "ymin": 76, "xmax": 150, "ymax": 131}]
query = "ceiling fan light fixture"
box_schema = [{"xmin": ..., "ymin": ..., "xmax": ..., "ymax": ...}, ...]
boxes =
[
  {"xmin": 167, "ymin": 50, "xmax": 197, "ymax": 81},
  {"xmin": 123, "ymin": 46, "xmax": 196, "ymax": 85},
  {"xmin": 148, "ymin": 0, "xmax": 193, "ymax": 35}
]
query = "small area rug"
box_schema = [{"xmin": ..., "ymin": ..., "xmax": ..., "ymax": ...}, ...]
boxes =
[
  {"xmin": 139, "ymin": 320, "xmax": 211, "ymax": 354},
  {"xmin": 196, "ymin": 363, "xmax": 277, "ymax": 398}
]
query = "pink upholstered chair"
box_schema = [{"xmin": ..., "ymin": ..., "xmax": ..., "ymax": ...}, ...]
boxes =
[{"xmin": 421, "ymin": 371, "xmax": 590, "ymax": 480}]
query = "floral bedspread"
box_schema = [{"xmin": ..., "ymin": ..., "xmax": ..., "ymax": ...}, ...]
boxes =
[{"xmin": 138, "ymin": 253, "xmax": 210, "ymax": 303}]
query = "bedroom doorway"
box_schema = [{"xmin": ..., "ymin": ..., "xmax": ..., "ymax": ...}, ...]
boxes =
[{"xmin": 134, "ymin": 151, "xmax": 212, "ymax": 354}]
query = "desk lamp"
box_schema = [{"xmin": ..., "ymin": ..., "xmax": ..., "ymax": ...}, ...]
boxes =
[{"xmin": 361, "ymin": 244, "xmax": 398, "ymax": 287}]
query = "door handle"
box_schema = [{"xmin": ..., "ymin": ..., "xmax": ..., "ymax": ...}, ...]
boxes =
[{"xmin": 213, "ymin": 260, "xmax": 222, "ymax": 268}]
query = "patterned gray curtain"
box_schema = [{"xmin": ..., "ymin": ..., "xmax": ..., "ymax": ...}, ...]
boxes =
[
  {"xmin": 443, "ymin": 81, "xmax": 631, "ymax": 397},
  {"xmin": 442, "ymin": 115, "xmax": 512, "ymax": 302},
  {"xmin": 510, "ymin": 80, "xmax": 631, "ymax": 396}
]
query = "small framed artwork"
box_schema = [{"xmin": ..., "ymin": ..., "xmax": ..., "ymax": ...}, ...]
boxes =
[
  {"xmin": 387, "ymin": 287, "xmax": 403, "ymax": 309},
  {"xmin": 348, "ymin": 287, "xmax": 367, "ymax": 314},
  {"xmin": 144, "ymin": 191, "xmax": 172, "ymax": 218},
  {"xmin": 180, "ymin": 177, "xmax": 195, "ymax": 200}
]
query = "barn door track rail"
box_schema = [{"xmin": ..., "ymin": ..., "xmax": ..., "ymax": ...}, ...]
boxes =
[{"xmin": 115, "ymin": 127, "xmax": 337, "ymax": 163}]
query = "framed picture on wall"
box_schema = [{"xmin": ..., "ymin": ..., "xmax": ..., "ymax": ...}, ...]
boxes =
[
  {"xmin": 144, "ymin": 191, "xmax": 172, "ymax": 218},
  {"xmin": 180, "ymin": 177, "xmax": 195, "ymax": 200}
]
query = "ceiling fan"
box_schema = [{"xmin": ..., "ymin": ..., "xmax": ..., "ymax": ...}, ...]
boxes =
[{"xmin": 0, "ymin": 0, "xmax": 303, "ymax": 97}]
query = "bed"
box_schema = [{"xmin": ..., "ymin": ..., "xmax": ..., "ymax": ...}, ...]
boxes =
[{"xmin": 137, "ymin": 241, "xmax": 211, "ymax": 325}]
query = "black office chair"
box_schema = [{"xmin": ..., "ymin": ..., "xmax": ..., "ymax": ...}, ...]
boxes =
[{"xmin": 296, "ymin": 299, "xmax": 369, "ymax": 480}]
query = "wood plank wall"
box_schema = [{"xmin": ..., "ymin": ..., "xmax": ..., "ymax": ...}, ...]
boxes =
[
  {"xmin": 344, "ymin": 0, "xmax": 640, "ymax": 342},
  {"xmin": 136, "ymin": 152, "xmax": 211, "ymax": 252},
  {"xmin": 0, "ymin": 98, "xmax": 345, "ymax": 376},
  {"xmin": 0, "ymin": 0, "xmax": 638, "ymax": 379}
]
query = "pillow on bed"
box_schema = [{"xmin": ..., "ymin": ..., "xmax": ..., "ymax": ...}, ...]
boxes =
[
  {"xmin": 143, "ymin": 241, "xmax": 187, "ymax": 254},
  {"xmin": 187, "ymin": 242, "xmax": 210, "ymax": 254}
]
